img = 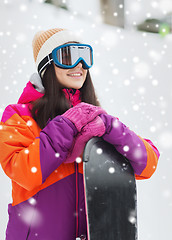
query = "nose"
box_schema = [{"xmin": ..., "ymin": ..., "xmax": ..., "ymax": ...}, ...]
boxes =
[
  {"xmin": 75, "ymin": 61, "xmax": 88, "ymax": 69},
  {"xmin": 76, "ymin": 61, "xmax": 83, "ymax": 68}
]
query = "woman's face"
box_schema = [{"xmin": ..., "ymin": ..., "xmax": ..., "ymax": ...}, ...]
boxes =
[{"xmin": 54, "ymin": 62, "xmax": 88, "ymax": 89}]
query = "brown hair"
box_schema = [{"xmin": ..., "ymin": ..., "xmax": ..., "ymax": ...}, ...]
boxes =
[{"xmin": 30, "ymin": 64, "xmax": 100, "ymax": 129}]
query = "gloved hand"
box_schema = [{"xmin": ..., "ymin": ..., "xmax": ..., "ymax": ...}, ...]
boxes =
[
  {"xmin": 62, "ymin": 102, "xmax": 107, "ymax": 132},
  {"xmin": 64, "ymin": 115, "xmax": 106, "ymax": 163}
]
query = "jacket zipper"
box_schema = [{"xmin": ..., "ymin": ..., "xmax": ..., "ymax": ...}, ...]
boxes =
[
  {"xmin": 75, "ymin": 162, "xmax": 79, "ymax": 237},
  {"xmin": 67, "ymin": 88, "xmax": 78, "ymax": 237},
  {"xmin": 66, "ymin": 89, "xmax": 73, "ymax": 107}
]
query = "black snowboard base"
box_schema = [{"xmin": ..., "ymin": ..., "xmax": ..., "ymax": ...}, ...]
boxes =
[{"xmin": 83, "ymin": 137, "xmax": 137, "ymax": 240}]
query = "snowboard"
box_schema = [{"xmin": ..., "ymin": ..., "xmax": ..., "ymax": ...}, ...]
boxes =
[{"xmin": 83, "ymin": 137, "xmax": 137, "ymax": 240}]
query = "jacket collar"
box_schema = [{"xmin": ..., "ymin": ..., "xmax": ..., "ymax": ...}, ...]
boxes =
[
  {"xmin": 17, "ymin": 81, "xmax": 81, "ymax": 107},
  {"xmin": 62, "ymin": 88, "xmax": 81, "ymax": 107}
]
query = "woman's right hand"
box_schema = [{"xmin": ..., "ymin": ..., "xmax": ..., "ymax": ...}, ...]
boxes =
[
  {"xmin": 62, "ymin": 102, "xmax": 107, "ymax": 132},
  {"xmin": 64, "ymin": 115, "xmax": 106, "ymax": 163}
]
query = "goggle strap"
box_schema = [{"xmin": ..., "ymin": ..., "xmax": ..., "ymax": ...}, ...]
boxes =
[{"xmin": 38, "ymin": 53, "xmax": 53, "ymax": 76}]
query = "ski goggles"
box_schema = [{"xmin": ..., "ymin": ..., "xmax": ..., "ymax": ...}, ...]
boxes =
[{"xmin": 38, "ymin": 43, "xmax": 93, "ymax": 76}]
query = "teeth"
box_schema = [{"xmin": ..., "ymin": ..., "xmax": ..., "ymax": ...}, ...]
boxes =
[{"xmin": 68, "ymin": 73, "xmax": 81, "ymax": 76}]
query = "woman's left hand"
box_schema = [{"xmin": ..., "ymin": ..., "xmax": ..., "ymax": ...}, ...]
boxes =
[{"xmin": 64, "ymin": 115, "xmax": 106, "ymax": 163}]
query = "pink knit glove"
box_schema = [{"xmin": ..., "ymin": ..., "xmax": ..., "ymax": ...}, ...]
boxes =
[
  {"xmin": 62, "ymin": 102, "xmax": 107, "ymax": 132},
  {"xmin": 64, "ymin": 115, "xmax": 106, "ymax": 163}
]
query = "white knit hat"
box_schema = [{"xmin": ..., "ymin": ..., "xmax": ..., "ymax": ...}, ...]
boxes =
[{"xmin": 32, "ymin": 28, "xmax": 83, "ymax": 76}]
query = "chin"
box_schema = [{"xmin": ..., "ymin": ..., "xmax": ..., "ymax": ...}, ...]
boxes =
[{"xmin": 72, "ymin": 82, "xmax": 84, "ymax": 89}]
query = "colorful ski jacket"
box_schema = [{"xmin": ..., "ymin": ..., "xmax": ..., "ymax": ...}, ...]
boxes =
[{"xmin": 0, "ymin": 80, "xmax": 160, "ymax": 240}]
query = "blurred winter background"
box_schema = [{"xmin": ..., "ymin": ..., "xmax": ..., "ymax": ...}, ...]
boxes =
[{"xmin": 0, "ymin": 0, "xmax": 172, "ymax": 239}]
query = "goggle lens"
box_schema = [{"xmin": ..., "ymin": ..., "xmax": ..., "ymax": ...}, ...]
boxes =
[{"xmin": 53, "ymin": 44, "xmax": 93, "ymax": 68}]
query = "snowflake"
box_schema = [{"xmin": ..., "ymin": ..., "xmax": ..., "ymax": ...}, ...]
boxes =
[
  {"xmin": 128, "ymin": 209, "xmax": 137, "ymax": 224},
  {"xmin": 162, "ymin": 189, "xmax": 171, "ymax": 198},
  {"xmin": 132, "ymin": 57, "xmax": 139, "ymax": 63},
  {"xmin": 122, "ymin": 58, "xmax": 127, "ymax": 63},
  {"xmin": 109, "ymin": 167, "xmax": 115, "ymax": 174},
  {"xmin": 24, "ymin": 149, "xmax": 29, "ymax": 154},
  {"xmin": 133, "ymin": 62, "xmax": 150, "ymax": 78},
  {"xmin": 133, "ymin": 148, "xmax": 143, "ymax": 159},
  {"xmin": 13, "ymin": 80, "xmax": 17, "ymax": 85},
  {"xmin": 149, "ymin": 50, "xmax": 162, "ymax": 61},
  {"xmin": 22, "ymin": 59, "xmax": 27, "ymax": 64},
  {"xmin": 96, "ymin": 148, "xmax": 103, "ymax": 155},
  {"xmin": 123, "ymin": 145, "xmax": 130, "ymax": 152},
  {"xmin": 124, "ymin": 79, "xmax": 130, "ymax": 86},
  {"xmin": 55, "ymin": 153, "xmax": 60, "ymax": 158},
  {"xmin": 28, "ymin": 197, "xmax": 37, "ymax": 206},
  {"xmin": 16, "ymin": 33, "xmax": 26, "ymax": 43},
  {"xmin": 150, "ymin": 126, "xmax": 156, "ymax": 133},
  {"xmin": 19, "ymin": 4, "xmax": 27, "ymax": 12},
  {"xmin": 12, "ymin": 44, "xmax": 17, "ymax": 49},
  {"xmin": 31, "ymin": 167, "xmax": 37, "ymax": 173},
  {"xmin": 27, "ymin": 120, "xmax": 33, "ymax": 127},
  {"xmin": 19, "ymin": 205, "xmax": 42, "ymax": 227},
  {"xmin": 138, "ymin": 87, "xmax": 145, "ymax": 95},
  {"xmin": 112, "ymin": 68, "xmax": 119, "ymax": 75},
  {"xmin": 133, "ymin": 104, "xmax": 139, "ymax": 111},
  {"xmin": 146, "ymin": 13, "xmax": 151, "ymax": 18},
  {"xmin": 150, "ymin": 2, "xmax": 157, "ymax": 8},
  {"xmin": 105, "ymin": 88, "xmax": 110, "ymax": 92},
  {"xmin": 112, "ymin": 119, "xmax": 120, "ymax": 128},
  {"xmin": 76, "ymin": 157, "xmax": 82, "ymax": 163}
]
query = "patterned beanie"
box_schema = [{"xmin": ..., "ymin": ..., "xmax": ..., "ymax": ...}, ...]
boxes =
[{"xmin": 32, "ymin": 28, "xmax": 83, "ymax": 77}]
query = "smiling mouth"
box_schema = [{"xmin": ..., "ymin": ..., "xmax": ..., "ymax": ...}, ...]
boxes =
[{"xmin": 67, "ymin": 73, "xmax": 82, "ymax": 77}]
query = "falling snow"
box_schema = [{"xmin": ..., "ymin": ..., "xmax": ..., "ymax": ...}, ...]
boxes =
[
  {"xmin": 28, "ymin": 197, "xmax": 37, "ymax": 206},
  {"xmin": 109, "ymin": 167, "xmax": 115, "ymax": 174},
  {"xmin": 24, "ymin": 149, "xmax": 29, "ymax": 154},
  {"xmin": 0, "ymin": 0, "xmax": 171, "ymax": 239},
  {"xmin": 75, "ymin": 157, "xmax": 82, "ymax": 163},
  {"xmin": 128, "ymin": 209, "xmax": 137, "ymax": 224},
  {"xmin": 123, "ymin": 145, "xmax": 130, "ymax": 152},
  {"xmin": 133, "ymin": 148, "xmax": 143, "ymax": 159},
  {"xmin": 96, "ymin": 148, "xmax": 103, "ymax": 155},
  {"xmin": 133, "ymin": 62, "xmax": 150, "ymax": 78},
  {"xmin": 26, "ymin": 120, "xmax": 33, "ymax": 127},
  {"xmin": 31, "ymin": 167, "xmax": 37, "ymax": 173},
  {"xmin": 55, "ymin": 152, "xmax": 60, "ymax": 158},
  {"xmin": 18, "ymin": 205, "xmax": 42, "ymax": 227}
]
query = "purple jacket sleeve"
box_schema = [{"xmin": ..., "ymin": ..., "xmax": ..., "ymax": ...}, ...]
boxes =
[
  {"xmin": 39, "ymin": 116, "xmax": 77, "ymax": 183},
  {"xmin": 100, "ymin": 114, "xmax": 148, "ymax": 175}
]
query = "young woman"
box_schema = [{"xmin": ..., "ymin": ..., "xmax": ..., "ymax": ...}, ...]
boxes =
[{"xmin": 0, "ymin": 28, "xmax": 160, "ymax": 240}]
